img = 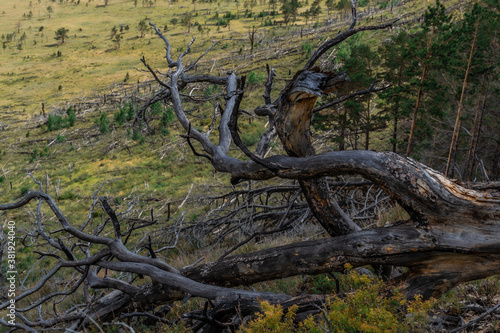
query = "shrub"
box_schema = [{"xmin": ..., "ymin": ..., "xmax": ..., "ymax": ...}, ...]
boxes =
[
  {"xmin": 46, "ymin": 107, "xmax": 76, "ymax": 131},
  {"xmin": 19, "ymin": 185, "xmax": 30, "ymax": 196},
  {"xmin": 306, "ymin": 265, "xmax": 435, "ymax": 332},
  {"xmin": 223, "ymin": 11, "xmax": 237, "ymax": 20},
  {"xmin": 241, "ymin": 132, "xmax": 261, "ymax": 146},
  {"xmin": 96, "ymin": 113, "xmax": 110, "ymax": 134},
  {"xmin": 240, "ymin": 301, "xmax": 297, "ymax": 333},
  {"xmin": 56, "ymin": 134, "xmax": 66, "ymax": 143},
  {"xmin": 161, "ymin": 107, "xmax": 175, "ymax": 127},
  {"xmin": 247, "ymin": 70, "xmax": 264, "ymax": 85},
  {"xmin": 114, "ymin": 108, "xmax": 126, "ymax": 127},
  {"xmin": 66, "ymin": 106, "xmax": 76, "ymax": 126},
  {"xmin": 30, "ymin": 147, "xmax": 48, "ymax": 162},
  {"xmin": 150, "ymin": 101, "xmax": 163, "ymax": 116},
  {"xmin": 0, "ymin": 175, "xmax": 5, "ymax": 183},
  {"xmin": 239, "ymin": 264, "xmax": 435, "ymax": 333},
  {"xmin": 114, "ymin": 102, "xmax": 135, "ymax": 127},
  {"xmin": 47, "ymin": 114, "xmax": 64, "ymax": 131},
  {"xmin": 58, "ymin": 191, "xmax": 77, "ymax": 200},
  {"xmin": 302, "ymin": 41, "xmax": 313, "ymax": 58},
  {"xmin": 132, "ymin": 129, "xmax": 145, "ymax": 144},
  {"xmin": 204, "ymin": 84, "xmax": 219, "ymax": 97},
  {"xmin": 30, "ymin": 148, "xmax": 39, "ymax": 162}
]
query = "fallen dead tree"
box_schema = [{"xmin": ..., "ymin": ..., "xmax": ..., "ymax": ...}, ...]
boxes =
[{"xmin": 1, "ymin": 4, "xmax": 499, "ymax": 331}]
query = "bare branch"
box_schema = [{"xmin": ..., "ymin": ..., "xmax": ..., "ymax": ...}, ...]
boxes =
[
  {"xmin": 263, "ymin": 64, "xmax": 276, "ymax": 105},
  {"xmin": 149, "ymin": 22, "xmax": 175, "ymax": 67},
  {"xmin": 99, "ymin": 197, "xmax": 122, "ymax": 240},
  {"xmin": 313, "ymin": 82, "xmax": 391, "ymax": 113},
  {"xmin": 302, "ymin": 21, "xmax": 398, "ymax": 71}
]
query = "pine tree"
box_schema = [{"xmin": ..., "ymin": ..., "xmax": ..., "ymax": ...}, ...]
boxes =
[
  {"xmin": 54, "ymin": 27, "xmax": 69, "ymax": 44},
  {"xmin": 444, "ymin": 2, "xmax": 500, "ymax": 179},
  {"xmin": 378, "ymin": 31, "xmax": 413, "ymax": 153},
  {"xmin": 405, "ymin": 0, "xmax": 451, "ymax": 157},
  {"xmin": 138, "ymin": 20, "xmax": 148, "ymax": 38},
  {"xmin": 341, "ymin": 43, "xmax": 383, "ymax": 150}
]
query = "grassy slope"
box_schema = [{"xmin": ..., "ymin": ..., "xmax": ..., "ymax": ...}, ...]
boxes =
[
  {"xmin": 3, "ymin": 1, "xmax": 498, "ymax": 331},
  {"xmin": 0, "ymin": 0, "xmax": 465, "ymax": 222}
]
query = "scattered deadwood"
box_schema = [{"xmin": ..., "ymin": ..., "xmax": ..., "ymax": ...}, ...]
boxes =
[{"xmin": 0, "ymin": 8, "xmax": 499, "ymax": 332}]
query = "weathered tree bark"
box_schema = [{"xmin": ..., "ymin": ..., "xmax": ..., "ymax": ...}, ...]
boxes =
[
  {"xmin": 142, "ymin": 19, "xmax": 500, "ymax": 304},
  {"xmin": 1, "ymin": 16, "xmax": 499, "ymax": 332},
  {"xmin": 272, "ymin": 70, "xmax": 360, "ymax": 236},
  {"xmin": 184, "ymin": 225, "xmax": 500, "ymax": 299}
]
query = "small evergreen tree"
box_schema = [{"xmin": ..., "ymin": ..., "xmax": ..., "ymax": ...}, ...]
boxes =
[
  {"xmin": 138, "ymin": 20, "xmax": 148, "ymax": 38},
  {"xmin": 112, "ymin": 33, "xmax": 122, "ymax": 49},
  {"xmin": 54, "ymin": 27, "xmax": 69, "ymax": 44},
  {"xmin": 97, "ymin": 113, "xmax": 110, "ymax": 133}
]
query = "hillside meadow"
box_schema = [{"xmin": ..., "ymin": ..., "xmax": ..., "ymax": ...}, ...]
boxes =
[
  {"xmin": 0, "ymin": 0, "xmax": 410, "ymax": 221},
  {"xmin": 0, "ymin": 0, "xmax": 469, "ymax": 259},
  {"xmin": 3, "ymin": 0, "xmax": 498, "ymax": 331},
  {"xmin": 0, "ymin": 0, "xmax": 454, "ymax": 115}
]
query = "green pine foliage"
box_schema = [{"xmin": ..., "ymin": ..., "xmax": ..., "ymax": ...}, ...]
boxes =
[
  {"xmin": 96, "ymin": 112, "xmax": 110, "ymax": 134},
  {"xmin": 161, "ymin": 107, "xmax": 175, "ymax": 127},
  {"xmin": 302, "ymin": 41, "xmax": 313, "ymax": 58},
  {"xmin": 378, "ymin": 31, "xmax": 414, "ymax": 153},
  {"xmin": 46, "ymin": 107, "xmax": 77, "ymax": 132},
  {"xmin": 114, "ymin": 102, "xmax": 135, "ymax": 127},
  {"xmin": 247, "ymin": 70, "xmax": 264, "ymax": 85},
  {"xmin": 132, "ymin": 129, "xmax": 145, "ymax": 144}
]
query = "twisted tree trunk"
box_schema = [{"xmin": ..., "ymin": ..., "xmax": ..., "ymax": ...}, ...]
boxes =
[{"xmin": 1, "ymin": 17, "xmax": 499, "ymax": 332}]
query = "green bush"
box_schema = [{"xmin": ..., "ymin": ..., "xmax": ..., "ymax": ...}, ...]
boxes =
[
  {"xmin": 30, "ymin": 147, "xmax": 49, "ymax": 162},
  {"xmin": 114, "ymin": 102, "xmax": 135, "ymax": 127},
  {"xmin": 216, "ymin": 18, "xmax": 229, "ymax": 26},
  {"xmin": 161, "ymin": 107, "xmax": 175, "ymax": 127},
  {"xmin": 56, "ymin": 134, "xmax": 66, "ymax": 143},
  {"xmin": 204, "ymin": 84, "xmax": 220, "ymax": 97},
  {"xmin": 308, "ymin": 274, "xmax": 338, "ymax": 294},
  {"xmin": 47, "ymin": 114, "xmax": 64, "ymax": 131},
  {"xmin": 302, "ymin": 41, "xmax": 314, "ymax": 58},
  {"xmin": 241, "ymin": 132, "xmax": 261, "ymax": 146},
  {"xmin": 96, "ymin": 113, "xmax": 110, "ymax": 134},
  {"xmin": 150, "ymin": 101, "xmax": 163, "ymax": 116},
  {"xmin": 240, "ymin": 301, "xmax": 297, "ymax": 333},
  {"xmin": 0, "ymin": 175, "xmax": 5, "ymax": 183},
  {"xmin": 247, "ymin": 70, "xmax": 264, "ymax": 85},
  {"xmin": 19, "ymin": 185, "xmax": 30, "ymax": 196},
  {"xmin": 30, "ymin": 148, "xmax": 39, "ymax": 162},
  {"xmin": 114, "ymin": 108, "xmax": 126, "ymax": 127},
  {"xmin": 46, "ymin": 107, "xmax": 76, "ymax": 131},
  {"xmin": 58, "ymin": 191, "xmax": 77, "ymax": 200},
  {"xmin": 66, "ymin": 106, "xmax": 76, "ymax": 126},
  {"xmin": 132, "ymin": 129, "xmax": 145, "ymax": 144}
]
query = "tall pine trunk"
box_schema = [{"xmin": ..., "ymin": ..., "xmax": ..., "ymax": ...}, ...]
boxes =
[
  {"xmin": 445, "ymin": 16, "xmax": 480, "ymax": 177},
  {"xmin": 406, "ymin": 28, "xmax": 435, "ymax": 157},
  {"xmin": 463, "ymin": 76, "xmax": 487, "ymax": 181}
]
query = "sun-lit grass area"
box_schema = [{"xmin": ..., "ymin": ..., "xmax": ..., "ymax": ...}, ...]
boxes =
[
  {"xmin": 2, "ymin": 0, "xmax": 496, "ymax": 331},
  {"xmin": 0, "ymin": 0, "xmax": 467, "ymax": 228},
  {"xmin": 1, "ymin": 0, "xmax": 464, "ymax": 115}
]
